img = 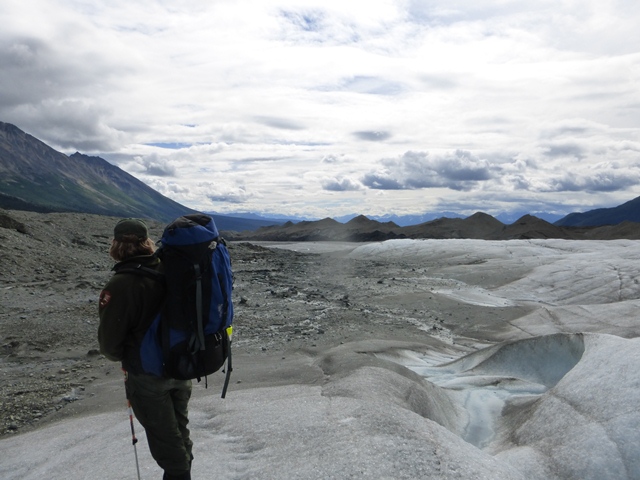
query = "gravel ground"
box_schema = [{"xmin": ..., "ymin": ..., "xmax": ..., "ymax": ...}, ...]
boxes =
[{"xmin": 0, "ymin": 210, "xmax": 529, "ymax": 437}]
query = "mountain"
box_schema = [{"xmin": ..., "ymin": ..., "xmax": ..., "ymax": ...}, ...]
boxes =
[
  {"xmin": 335, "ymin": 212, "xmax": 466, "ymax": 227},
  {"xmin": 0, "ymin": 122, "xmax": 197, "ymax": 222},
  {"xmin": 239, "ymin": 217, "xmax": 352, "ymax": 242},
  {"xmin": 337, "ymin": 211, "xmax": 564, "ymax": 226},
  {"xmin": 554, "ymin": 196, "xmax": 640, "ymax": 227},
  {"xmin": 234, "ymin": 215, "xmax": 399, "ymax": 242},
  {"xmin": 402, "ymin": 212, "xmax": 504, "ymax": 239},
  {"xmin": 236, "ymin": 211, "xmax": 640, "ymax": 241},
  {"xmin": 496, "ymin": 214, "xmax": 569, "ymax": 239},
  {"xmin": 494, "ymin": 210, "xmax": 564, "ymax": 225}
]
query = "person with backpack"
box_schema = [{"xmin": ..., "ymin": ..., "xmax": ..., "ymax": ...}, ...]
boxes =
[{"xmin": 98, "ymin": 218, "xmax": 194, "ymax": 480}]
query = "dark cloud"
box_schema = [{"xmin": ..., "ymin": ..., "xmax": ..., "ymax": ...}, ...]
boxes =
[
  {"xmin": 504, "ymin": 174, "xmax": 532, "ymax": 190},
  {"xmin": 322, "ymin": 154, "xmax": 345, "ymax": 164},
  {"xmin": 0, "ymin": 38, "xmax": 53, "ymax": 108},
  {"xmin": 0, "ymin": 34, "xmax": 124, "ymax": 106},
  {"xmin": 543, "ymin": 143, "xmax": 586, "ymax": 159},
  {"xmin": 434, "ymin": 150, "xmax": 492, "ymax": 182},
  {"xmin": 321, "ymin": 177, "xmax": 362, "ymax": 191},
  {"xmin": 208, "ymin": 194, "xmax": 244, "ymax": 203},
  {"xmin": 254, "ymin": 116, "xmax": 306, "ymax": 131},
  {"xmin": 233, "ymin": 156, "xmax": 293, "ymax": 164},
  {"xmin": 208, "ymin": 192, "xmax": 248, "ymax": 204},
  {"xmin": 0, "ymin": 30, "xmax": 134, "ymax": 152},
  {"xmin": 143, "ymin": 157, "xmax": 176, "ymax": 177},
  {"xmin": 361, "ymin": 174, "xmax": 405, "ymax": 190},
  {"xmin": 353, "ymin": 130, "xmax": 392, "ymax": 141},
  {"xmin": 146, "ymin": 166, "xmax": 173, "ymax": 177},
  {"xmin": 0, "ymin": 37, "xmax": 110, "ymax": 110},
  {"xmin": 146, "ymin": 142, "xmax": 193, "ymax": 149},
  {"xmin": 547, "ymin": 172, "xmax": 639, "ymax": 193},
  {"xmin": 362, "ymin": 150, "xmax": 493, "ymax": 191},
  {"xmin": 12, "ymin": 100, "xmax": 127, "ymax": 152},
  {"xmin": 540, "ymin": 125, "xmax": 593, "ymax": 139},
  {"xmin": 206, "ymin": 185, "xmax": 251, "ymax": 204}
]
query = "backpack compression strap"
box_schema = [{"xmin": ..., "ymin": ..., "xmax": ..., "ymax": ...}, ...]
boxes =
[{"xmin": 189, "ymin": 263, "xmax": 206, "ymax": 355}]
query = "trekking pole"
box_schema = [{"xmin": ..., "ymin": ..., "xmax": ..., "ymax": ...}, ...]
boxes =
[
  {"xmin": 127, "ymin": 399, "xmax": 141, "ymax": 480},
  {"xmin": 123, "ymin": 370, "xmax": 142, "ymax": 480}
]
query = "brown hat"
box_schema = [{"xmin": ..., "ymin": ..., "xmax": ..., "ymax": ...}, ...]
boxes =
[{"xmin": 114, "ymin": 218, "xmax": 148, "ymax": 242}]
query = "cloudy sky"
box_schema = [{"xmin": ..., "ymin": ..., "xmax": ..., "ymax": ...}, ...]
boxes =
[{"xmin": 2, "ymin": 0, "xmax": 639, "ymax": 219}]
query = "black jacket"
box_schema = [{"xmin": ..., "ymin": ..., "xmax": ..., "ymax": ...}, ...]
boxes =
[{"xmin": 98, "ymin": 255, "xmax": 165, "ymax": 373}]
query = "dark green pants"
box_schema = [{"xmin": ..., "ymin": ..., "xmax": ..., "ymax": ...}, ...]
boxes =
[{"xmin": 125, "ymin": 372, "xmax": 193, "ymax": 476}]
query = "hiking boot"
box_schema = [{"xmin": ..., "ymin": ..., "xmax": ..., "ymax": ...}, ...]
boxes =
[{"xmin": 163, "ymin": 471, "xmax": 191, "ymax": 480}]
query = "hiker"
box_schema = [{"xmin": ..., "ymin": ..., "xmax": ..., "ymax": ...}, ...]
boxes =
[{"xmin": 98, "ymin": 218, "xmax": 194, "ymax": 480}]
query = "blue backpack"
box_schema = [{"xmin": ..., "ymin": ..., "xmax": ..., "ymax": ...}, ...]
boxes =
[{"xmin": 121, "ymin": 214, "xmax": 234, "ymax": 396}]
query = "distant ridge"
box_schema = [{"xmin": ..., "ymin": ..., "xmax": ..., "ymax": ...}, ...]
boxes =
[
  {"xmin": 497, "ymin": 215, "xmax": 568, "ymax": 240},
  {"xmin": 401, "ymin": 212, "xmax": 504, "ymax": 239},
  {"xmin": 234, "ymin": 211, "xmax": 640, "ymax": 242},
  {"xmin": 0, "ymin": 122, "xmax": 197, "ymax": 222},
  {"xmin": 554, "ymin": 196, "xmax": 640, "ymax": 227}
]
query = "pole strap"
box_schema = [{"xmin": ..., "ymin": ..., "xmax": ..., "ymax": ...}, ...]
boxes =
[{"xmin": 221, "ymin": 334, "xmax": 233, "ymax": 398}]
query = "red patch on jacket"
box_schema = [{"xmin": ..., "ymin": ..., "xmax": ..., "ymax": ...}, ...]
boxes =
[{"xmin": 99, "ymin": 290, "xmax": 112, "ymax": 309}]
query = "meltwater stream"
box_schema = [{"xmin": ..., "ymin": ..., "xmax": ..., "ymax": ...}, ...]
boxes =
[{"xmin": 380, "ymin": 333, "xmax": 586, "ymax": 449}]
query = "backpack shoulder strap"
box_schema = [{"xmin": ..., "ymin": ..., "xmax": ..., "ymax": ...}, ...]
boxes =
[{"xmin": 112, "ymin": 262, "xmax": 164, "ymax": 282}]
